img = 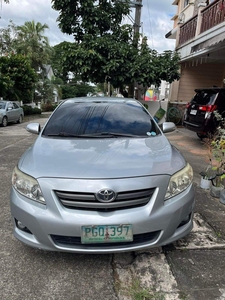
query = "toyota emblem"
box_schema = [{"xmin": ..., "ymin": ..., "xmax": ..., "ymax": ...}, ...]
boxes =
[{"xmin": 96, "ymin": 189, "xmax": 116, "ymax": 203}]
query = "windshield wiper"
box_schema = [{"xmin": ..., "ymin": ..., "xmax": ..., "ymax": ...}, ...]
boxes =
[
  {"xmin": 47, "ymin": 132, "xmax": 138, "ymax": 138},
  {"xmin": 47, "ymin": 132, "xmax": 85, "ymax": 137},
  {"xmin": 91, "ymin": 132, "xmax": 139, "ymax": 138}
]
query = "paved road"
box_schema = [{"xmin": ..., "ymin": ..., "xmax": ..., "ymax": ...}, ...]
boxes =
[{"xmin": 1, "ymin": 118, "xmax": 225, "ymax": 300}]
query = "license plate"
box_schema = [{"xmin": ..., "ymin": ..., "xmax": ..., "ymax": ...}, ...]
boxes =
[
  {"xmin": 81, "ymin": 224, "xmax": 133, "ymax": 244},
  {"xmin": 190, "ymin": 109, "xmax": 197, "ymax": 115}
]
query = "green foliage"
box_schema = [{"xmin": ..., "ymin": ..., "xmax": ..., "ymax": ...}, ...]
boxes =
[
  {"xmin": 0, "ymin": 54, "xmax": 37, "ymax": 102},
  {"xmin": 0, "ymin": 20, "xmax": 53, "ymax": 71},
  {"xmin": 118, "ymin": 278, "xmax": 165, "ymax": 300},
  {"xmin": 35, "ymin": 78, "xmax": 57, "ymax": 103},
  {"xmin": 22, "ymin": 105, "xmax": 41, "ymax": 115},
  {"xmin": 204, "ymin": 111, "xmax": 225, "ymax": 186},
  {"xmin": 16, "ymin": 21, "xmax": 52, "ymax": 71},
  {"xmin": 0, "ymin": 20, "xmax": 17, "ymax": 55},
  {"xmin": 51, "ymin": 42, "xmax": 73, "ymax": 82},
  {"xmin": 61, "ymin": 82, "xmax": 95, "ymax": 99},
  {"xmin": 41, "ymin": 102, "xmax": 58, "ymax": 112},
  {"xmin": 0, "ymin": 20, "xmax": 54, "ymax": 104},
  {"xmin": 134, "ymin": 40, "xmax": 180, "ymax": 87},
  {"xmin": 51, "ymin": 1, "xmax": 180, "ymax": 89},
  {"xmin": 52, "ymin": 0, "xmax": 130, "ymax": 40},
  {"xmin": 53, "ymin": 33, "xmax": 180, "ymax": 89}
]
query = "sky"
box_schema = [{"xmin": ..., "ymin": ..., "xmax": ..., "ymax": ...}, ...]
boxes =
[{"xmin": 0, "ymin": 0, "xmax": 177, "ymax": 53}]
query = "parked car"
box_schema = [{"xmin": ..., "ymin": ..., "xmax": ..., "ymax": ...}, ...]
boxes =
[
  {"xmin": 183, "ymin": 87, "xmax": 225, "ymax": 138},
  {"xmin": 0, "ymin": 100, "xmax": 24, "ymax": 127},
  {"xmin": 10, "ymin": 97, "xmax": 195, "ymax": 253}
]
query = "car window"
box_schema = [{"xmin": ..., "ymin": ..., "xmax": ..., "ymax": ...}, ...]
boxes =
[
  {"xmin": 8, "ymin": 102, "xmax": 14, "ymax": 109},
  {"xmin": 192, "ymin": 91, "xmax": 217, "ymax": 105},
  {"xmin": 13, "ymin": 102, "xmax": 19, "ymax": 109},
  {"xmin": 42, "ymin": 102, "xmax": 159, "ymax": 137}
]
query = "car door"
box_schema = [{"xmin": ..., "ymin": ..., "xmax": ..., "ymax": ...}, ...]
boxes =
[
  {"xmin": 6, "ymin": 102, "xmax": 15, "ymax": 122},
  {"xmin": 12, "ymin": 102, "xmax": 21, "ymax": 122}
]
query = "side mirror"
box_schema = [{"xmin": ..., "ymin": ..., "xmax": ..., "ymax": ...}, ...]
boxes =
[
  {"xmin": 26, "ymin": 123, "xmax": 41, "ymax": 135},
  {"xmin": 161, "ymin": 122, "xmax": 176, "ymax": 133}
]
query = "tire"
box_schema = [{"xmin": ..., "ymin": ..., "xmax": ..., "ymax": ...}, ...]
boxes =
[
  {"xmin": 2, "ymin": 116, "xmax": 8, "ymax": 127},
  {"xmin": 17, "ymin": 115, "xmax": 23, "ymax": 124},
  {"xmin": 197, "ymin": 132, "xmax": 207, "ymax": 139},
  {"xmin": 167, "ymin": 107, "xmax": 182, "ymax": 125}
]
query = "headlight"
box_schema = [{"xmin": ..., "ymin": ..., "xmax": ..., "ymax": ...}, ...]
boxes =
[
  {"xmin": 12, "ymin": 166, "xmax": 45, "ymax": 204},
  {"xmin": 165, "ymin": 163, "xmax": 193, "ymax": 200}
]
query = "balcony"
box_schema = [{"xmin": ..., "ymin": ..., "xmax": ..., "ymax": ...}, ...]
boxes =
[
  {"xmin": 178, "ymin": 0, "xmax": 225, "ymax": 46},
  {"xmin": 178, "ymin": 15, "xmax": 197, "ymax": 45}
]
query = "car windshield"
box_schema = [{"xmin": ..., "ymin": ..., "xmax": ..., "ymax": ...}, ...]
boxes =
[
  {"xmin": 192, "ymin": 90, "xmax": 217, "ymax": 105},
  {"xmin": 0, "ymin": 101, "xmax": 6, "ymax": 109},
  {"xmin": 42, "ymin": 101, "xmax": 159, "ymax": 138}
]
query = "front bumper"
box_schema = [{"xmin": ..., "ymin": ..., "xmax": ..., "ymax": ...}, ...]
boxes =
[{"xmin": 10, "ymin": 176, "xmax": 195, "ymax": 254}]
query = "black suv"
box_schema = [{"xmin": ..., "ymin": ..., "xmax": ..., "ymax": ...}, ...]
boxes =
[{"xmin": 183, "ymin": 87, "xmax": 225, "ymax": 138}]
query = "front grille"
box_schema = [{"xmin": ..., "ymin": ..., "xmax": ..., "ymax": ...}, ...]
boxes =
[
  {"xmin": 51, "ymin": 231, "xmax": 161, "ymax": 248},
  {"xmin": 55, "ymin": 188, "xmax": 155, "ymax": 211}
]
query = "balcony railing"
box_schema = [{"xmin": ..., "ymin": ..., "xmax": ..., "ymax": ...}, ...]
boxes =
[
  {"xmin": 178, "ymin": 0, "xmax": 225, "ymax": 46},
  {"xmin": 201, "ymin": 0, "xmax": 225, "ymax": 33},
  {"xmin": 179, "ymin": 15, "xmax": 197, "ymax": 45}
]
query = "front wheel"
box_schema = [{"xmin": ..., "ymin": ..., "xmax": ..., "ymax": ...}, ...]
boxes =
[
  {"xmin": 2, "ymin": 116, "xmax": 8, "ymax": 127},
  {"xmin": 17, "ymin": 115, "xmax": 23, "ymax": 124}
]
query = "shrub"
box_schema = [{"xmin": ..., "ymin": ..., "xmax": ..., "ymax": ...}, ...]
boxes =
[
  {"xmin": 41, "ymin": 103, "xmax": 57, "ymax": 112},
  {"xmin": 22, "ymin": 105, "xmax": 41, "ymax": 116}
]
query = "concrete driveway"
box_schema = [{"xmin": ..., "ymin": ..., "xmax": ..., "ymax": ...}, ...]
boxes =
[{"xmin": 1, "ymin": 118, "xmax": 225, "ymax": 300}]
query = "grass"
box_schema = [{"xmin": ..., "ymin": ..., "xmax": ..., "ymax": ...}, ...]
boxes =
[
  {"xmin": 117, "ymin": 278, "xmax": 165, "ymax": 300},
  {"xmin": 130, "ymin": 280, "xmax": 165, "ymax": 300}
]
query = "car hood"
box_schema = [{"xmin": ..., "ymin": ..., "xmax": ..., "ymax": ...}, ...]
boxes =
[{"xmin": 19, "ymin": 135, "xmax": 186, "ymax": 179}]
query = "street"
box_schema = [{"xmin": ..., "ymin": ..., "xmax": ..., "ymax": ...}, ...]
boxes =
[{"xmin": 1, "ymin": 118, "xmax": 225, "ymax": 300}]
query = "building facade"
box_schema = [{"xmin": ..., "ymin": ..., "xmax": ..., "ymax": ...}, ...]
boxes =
[{"xmin": 166, "ymin": 0, "xmax": 225, "ymax": 103}]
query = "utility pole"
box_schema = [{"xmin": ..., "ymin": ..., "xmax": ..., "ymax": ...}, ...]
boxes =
[
  {"xmin": 118, "ymin": 0, "xmax": 143, "ymax": 46},
  {"xmin": 132, "ymin": 0, "xmax": 143, "ymax": 99},
  {"xmin": 133, "ymin": 0, "xmax": 142, "ymax": 48},
  {"xmin": 115, "ymin": 1, "xmax": 143, "ymax": 98}
]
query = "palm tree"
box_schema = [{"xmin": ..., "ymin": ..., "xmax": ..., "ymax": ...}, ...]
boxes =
[{"xmin": 16, "ymin": 21, "xmax": 52, "ymax": 71}]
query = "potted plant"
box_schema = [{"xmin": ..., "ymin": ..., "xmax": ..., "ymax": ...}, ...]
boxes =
[
  {"xmin": 209, "ymin": 111, "xmax": 225, "ymax": 198},
  {"xmin": 200, "ymin": 132, "xmax": 215, "ymax": 190},
  {"xmin": 199, "ymin": 163, "xmax": 214, "ymax": 189}
]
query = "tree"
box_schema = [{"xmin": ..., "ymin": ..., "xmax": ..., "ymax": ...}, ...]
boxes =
[
  {"xmin": 133, "ymin": 38, "xmax": 180, "ymax": 87},
  {"xmin": 51, "ymin": 42, "xmax": 72, "ymax": 82},
  {"xmin": 0, "ymin": 54, "xmax": 37, "ymax": 102},
  {"xmin": 52, "ymin": 0, "xmax": 130, "ymax": 41},
  {"xmin": 61, "ymin": 83, "xmax": 94, "ymax": 99},
  {"xmin": 16, "ymin": 21, "xmax": 52, "ymax": 70},
  {"xmin": 0, "ymin": 20, "xmax": 52, "ymax": 71},
  {"xmin": 0, "ymin": 21, "xmax": 17, "ymax": 55},
  {"xmin": 52, "ymin": 0, "xmax": 180, "ymax": 93}
]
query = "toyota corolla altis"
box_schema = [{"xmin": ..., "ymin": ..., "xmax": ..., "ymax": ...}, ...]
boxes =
[{"xmin": 10, "ymin": 98, "xmax": 195, "ymax": 253}]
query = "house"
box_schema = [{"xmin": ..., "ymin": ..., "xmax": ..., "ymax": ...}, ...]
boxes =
[
  {"xmin": 166, "ymin": 0, "xmax": 225, "ymax": 103},
  {"xmin": 35, "ymin": 65, "xmax": 59, "ymax": 104}
]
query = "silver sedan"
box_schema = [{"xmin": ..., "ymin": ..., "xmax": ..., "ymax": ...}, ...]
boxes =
[
  {"xmin": 0, "ymin": 100, "xmax": 24, "ymax": 127},
  {"xmin": 10, "ymin": 98, "xmax": 195, "ymax": 253}
]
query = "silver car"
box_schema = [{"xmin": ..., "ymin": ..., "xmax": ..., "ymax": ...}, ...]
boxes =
[
  {"xmin": 0, "ymin": 100, "xmax": 24, "ymax": 127},
  {"xmin": 10, "ymin": 98, "xmax": 195, "ymax": 253}
]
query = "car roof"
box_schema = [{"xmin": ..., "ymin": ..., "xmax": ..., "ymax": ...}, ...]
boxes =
[
  {"xmin": 62, "ymin": 97, "xmax": 138, "ymax": 104},
  {"xmin": 194, "ymin": 87, "xmax": 225, "ymax": 93}
]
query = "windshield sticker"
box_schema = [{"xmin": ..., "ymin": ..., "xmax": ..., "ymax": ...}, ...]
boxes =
[{"xmin": 147, "ymin": 132, "xmax": 156, "ymax": 136}]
